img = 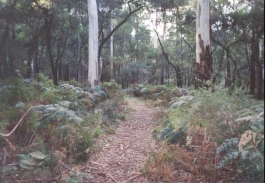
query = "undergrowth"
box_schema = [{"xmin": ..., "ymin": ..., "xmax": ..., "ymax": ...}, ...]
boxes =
[
  {"xmin": 144, "ymin": 86, "xmax": 264, "ymax": 182},
  {"xmin": 0, "ymin": 75, "xmax": 124, "ymax": 182}
]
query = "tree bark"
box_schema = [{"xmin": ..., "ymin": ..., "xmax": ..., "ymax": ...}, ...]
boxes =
[
  {"xmin": 249, "ymin": 0, "xmax": 258, "ymax": 95},
  {"xmin": 195, "ymin": 0, "xmax": 212, "ymax": 85},
  {"xmin": 256, "ymin": 61, "xmax": 264, "ymax": 99},
  {"xmin": 225, "ymin": 51, "xmax": 231, "ymax": 87},
  {"xmin": 88, "ymin": 0, "xmax": 99, "ymax": 87},
  {"xmin": 110, "ymin": 18, "xmax": 114, "ymax": 80}
]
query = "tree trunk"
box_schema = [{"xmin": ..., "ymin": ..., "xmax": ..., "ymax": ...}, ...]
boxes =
[
  {"xmin": 225, "ymin": 51, "xmax": 231, "ymax": 87},
  {"xmin": 0, "ymin": 23, "xmax": 10, "ymax": 79},
  {"xmin": 195, "ymin": 0, "xmax": 212, "ymax": 85},
  {"xmin": 88, "ymin": 0, "xmax": 99, "ymax": 87},
  {"xmin": 110, "ymin": 18, "xmax": 114, "ymax": 80},
  {"xmin": 249, "ymin": 0, "xmax": 258, "ymax": 95},
  {"xmin": 256, "ymin": 61, "xmax": 264, "ymax": 99},
  {"xmin": 45, "ymin": 14, "xmax": 58, "ymax": 86},
  {"xmin": 161, "ymin": 60, "xmax": 165, "ymax": 85}
]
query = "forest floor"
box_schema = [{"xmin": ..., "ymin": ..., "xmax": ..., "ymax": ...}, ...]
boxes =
[{"xmin": 83, "ymin": 97, "xmax": 162, "ymax": 183}]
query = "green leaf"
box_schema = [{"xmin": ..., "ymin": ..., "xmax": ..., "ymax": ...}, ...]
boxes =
[
  {"xmin": 240, "ymin": 150, "xmax": 249, "ymax": 159},
  {"xmin": 30, "ymin": 151, "xmax": 47, "ymax": 160},
  {"xmin": 20, "ymin": 159, "xmax": 36, "ymax": 166},
  {"xmin": 19, "ymin": 163, "xmax": 34, "ymax": 170}
]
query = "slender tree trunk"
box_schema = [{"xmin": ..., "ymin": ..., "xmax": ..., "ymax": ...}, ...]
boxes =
[
  {"xmin": 195, "ymin": 0, "xmax": 212, "ymax": 86},
  {"xmin": 256, "ymin": 61, "xmax": 263, "ymax": 99},
  {"xmin": 35, "ymin": 44, "xmax": 44, "ymax": 75},
  {"xmin": 225, "ymin": 51, "xmax": 231, "ymax": 87},
  {"xmin": 250, "ymin": 1, "xmax": 259, "ymax": 95},
  {"xmin": 110, "ymin": 18, "xmax": 114, "ymax": 80},
  {"xmin": 3, "ymin": 23, "xmax": 10, "ymax": 78},
  {"xmin": 249, "ymin": 32, "xmax": 258, "ymax": 95},
  {"xmin": 161, "ymin": 59, "xmax": 164, "ymax": 85},
  {"xmin": 45, "ymin": 15, "xmax": 58, "ymax": 85},
  {"xmin": 77, "ymin": 34, "xmax": 82, "ymax": 83},
  {"xmin": 88, "ymin": 0, "xmax": 99, "ymax": 87},
  {"xmin": 0, "ymin": 24, "xmax": 9, "ymax": 79}
]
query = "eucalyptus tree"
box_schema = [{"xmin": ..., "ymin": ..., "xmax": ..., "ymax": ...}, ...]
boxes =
[
  {"xmin": 211, "ymin": 0, "xmax": 246, "ymax": 88},
  {"xmin": 0, "ymin": 0, "xmax": 29, "ymax": 79},
  {"xmin": 32, "ymin": 0, "xmax": 74, "ymax": 85},
  {"xmin": 195, "ymin": 0, "xmax": 212, "ymax": 86},
  {"xmin": 210, "ymin": 0, "xmax": 264, "ymax": 98},
  {"xmin": 249, "ymin": 0, "xmax": 264, "ymax": 99},
  {"xmin": 88, "ymin": 0, "xmax": 99, "ymax": 87},
  {"xmin": 144, "ymin": 0, "xmax": 191, "ymax": 86},
  {"xmin": 105, "ymin": 9, "xmax": 152, "ymax": 87},
  {"xmin": 97, "ymin": 0, "xmax": 144, "ymax": 83}
]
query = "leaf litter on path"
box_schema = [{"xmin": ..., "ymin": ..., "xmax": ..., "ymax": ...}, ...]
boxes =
[{"xmin": 85, "ymin": 97, "xmax": 161, "ymax": 183}]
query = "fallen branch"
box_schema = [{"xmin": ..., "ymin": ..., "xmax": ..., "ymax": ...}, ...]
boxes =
[
  {"xmin": 0, "ymin": 106, "xmax": 33, "ymax": 137},
  {"xmin": 58, "ymin": 160, "xmax": 75, "ymax": 173},
  {"xmin": 4, "ymin": 138, "xmax": 16, "ymax": 151},
  {"xmin": 90, "ymin": 160, "xmax": 108, "ymax": 167},
  {"xmin": 106, "ymin": 173, "xmax": 118, "ymax": 183},
  {"xmin": 86, "ymin": 171, "xmax": 106, "ymax": 177},
  {"xmin": 121, "ymin": 173, "xmax": 142, "ymax": 183},
  {"xmin": 20, "ymin": 178, "xmax": 58, "ymax": 182},
  {"xmin": 86, "ymin": 169, "xmax": 118, "ymax": 183}
]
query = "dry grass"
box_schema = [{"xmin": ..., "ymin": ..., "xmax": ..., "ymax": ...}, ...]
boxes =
[
  {"xmin": 143, "ymin": 132, "xmax": 220, "ymax": 182},
  {"xmin": 142, "ymin": 149, "xmax": 176, "ymax": 182}
]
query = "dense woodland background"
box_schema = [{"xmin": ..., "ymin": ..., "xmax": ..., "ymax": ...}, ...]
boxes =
[
  {"xmin": 0, "ymin": 0, "xmax": 264, "ymax": 98},
  {"xmin": 0, "ymin": 0, "xmax": 264, "ymax": 182}
]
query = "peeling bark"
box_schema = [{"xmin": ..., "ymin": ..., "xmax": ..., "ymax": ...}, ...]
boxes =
[{"xmin": 195, "ymin": 0, "xmax": 212, "ymax": 84}]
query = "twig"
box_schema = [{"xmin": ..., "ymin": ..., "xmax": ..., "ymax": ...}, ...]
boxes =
[
  {"xmin": 86, "ymin": 171, "xmax": 106, "ymax": 177},
  {"xmin": 58, "ymin": 160, "xmax": 75, "ymax": 173},
  {"xmin": 4, "ymin": 138, "xmax": 16, "ymax": 151},
  {"xmin": 20, "ymin": 178, "xmax": 58, "ymax": 182},
  {"xmin": 0, "ymin": 106, "xmax": 33, "ymax": 137},
  {"xmin": 121, "ymin": 173, "xmax": 142, "ymax": 183},
  {"xmin": 2, "ymin": 148, "xmax": 8, "ymax": 165},
  {"xmin": 87, "ymin": 167, "xmax": 118, "ymax": 183},
  {"xmin": 90, "ymin": 160, "xmax": 108, "ymax": 167},
  {"xmin": 106, "ymin": 173, "xmax": 118, "ymax": 183},
  {"xmin": 223, "ymin": 167, "xmax": 234, "ymax": 172}
]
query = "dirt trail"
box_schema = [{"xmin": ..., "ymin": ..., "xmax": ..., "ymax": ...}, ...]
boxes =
[{"xmin": 85, "ymin": 97, "xmax": 161, "ymax": 183}]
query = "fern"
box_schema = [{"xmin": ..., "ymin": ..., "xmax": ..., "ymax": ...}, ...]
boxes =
[
  {"xmin": 216, "ymin": 138, "xmax": 239, "ymax": 157},
  {"xmin": 30, "ymin": 151, "xmax": 47, "ymax": 160},
  {"xmin": 216, "ymin": 103, "xmax": 264, "ymax": 181},
  {"xmin": 216, "ymin": 151, "xmax": 239, "ymax": 169},
  {"xmin": 37, "ymin": 73, "xmax": 54, "ymax": 88},
  {"xmin": 18, "ymin": 151, "xmax": 48, "ymax": 170},
  {"xmin": 0, "ymin": 120, "xmax": 8, "ymax": 133}
]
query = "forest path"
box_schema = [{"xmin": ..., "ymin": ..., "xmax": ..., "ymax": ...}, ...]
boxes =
[{"xmin": 85, "ymin": 97, "xmax": 161, "ymax": 183}]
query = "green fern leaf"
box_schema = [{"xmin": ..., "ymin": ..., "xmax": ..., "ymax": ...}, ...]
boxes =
[
  {"xmin": 20, "ymin": 159, "xmax": 36, "ymax": 166},
  {"xmin": 235, "ymin": 116, "xmax": 252, "ymax": 122},
  {"xmin": 19, "ymin": 163, "xmax": 34, "ymax": 170},
  {"xmin": 16, "ymin": 154, "xmax": 29, "ymax": 159},
  {"xmin": 216, "ymin": 138, "xmax": 239, "ymax": 156},
  {"xmin": 216, "ymin": 151, "xmax": 239, "ymax": 169},
  {"xmin": 240, "ymin": 150, "xmax": 249, "ymax": 160},
  {"xmin": 30, "ymin": 151, "xmax": 47, "ymax": 160}
]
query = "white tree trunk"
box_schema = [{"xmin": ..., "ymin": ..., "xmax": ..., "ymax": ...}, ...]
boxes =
[
  {"xmin": 195, "ymin": 0, "xmax": 212, "ymax": 81},
  {"xmin": 88, "ymin": 0, "xmax": 99, "ymax": 87}
]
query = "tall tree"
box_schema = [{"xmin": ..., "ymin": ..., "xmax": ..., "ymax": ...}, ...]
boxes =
[
  {"xmin": 88, "ymin": 0, "xmax": 99, "ymax": 87},
  {"xmin": 195, "ymin": 0, "xmax": 212, "ymax": 86},
  {"xmin": 110, "ymin": 17, "xmax": 114, "ymax": 80}
]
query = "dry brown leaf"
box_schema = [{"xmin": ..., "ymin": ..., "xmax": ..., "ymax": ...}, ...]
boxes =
[{"xmin": 238, "ymin": 130, "xmax": 257, "ymax": 152}]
